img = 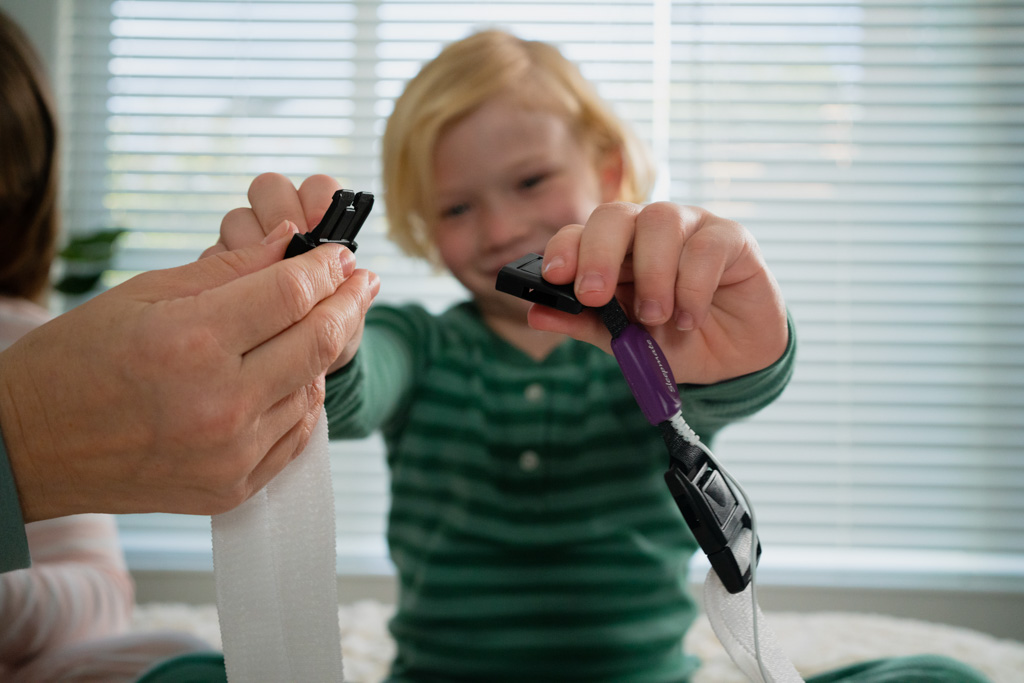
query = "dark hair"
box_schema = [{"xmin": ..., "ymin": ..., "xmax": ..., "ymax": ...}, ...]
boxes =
[{"xmin": 0, "ymin": 10, "xmax": 60, "ymax": 301}]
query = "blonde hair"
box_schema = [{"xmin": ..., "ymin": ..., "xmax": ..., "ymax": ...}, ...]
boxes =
[{"xmin": 381, "ymin": 30, "xmax": 655, "ymax": 263}]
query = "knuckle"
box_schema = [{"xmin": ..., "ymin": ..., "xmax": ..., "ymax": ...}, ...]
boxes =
[
  {"xmin": 207, "ymin": 481, "xmax": 251, "ymax": 515},
  {"xmin": 304, "ymin": 379, "xmax": 326, "ymax": 410},
  {"xmin": 206, "ymin": 245, "xmax": 254, "ymax": 282},
  {"xmin": 683, "ymin": 227, "xmax": 720, "ymax": 261},
  {"xmin": 353, "ymin": 273, "xmax": 376, "ymax": 312},
  {"xmin": 134, "ymin": 309, "xmax": 220, "ymax": 373},
  {"xmin": 589, "ymin": 201, "xmax": 636, "ymax": 222},
  {"xmin": 638, "ymin": 201, "xmax": 685, "ymax": 232},
  {"xmin": 275, "ymin": 264, "xmax": 319, "ymax": 321},
  {"xmin": 190, "ymin": 396, "xmax": 250, "ymax": 447},
  {"xmin": 313, "ymin": 307, "xmax": 352, "ymax": 369},
  {"xmin": 174, "ymin": 324, "xmax": 221, "ymax": 360},
  {"xmin": 198, "ymin": 448, "xmax": 258, "ymax": 513}
]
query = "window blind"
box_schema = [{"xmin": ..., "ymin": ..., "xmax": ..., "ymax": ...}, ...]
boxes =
[{"xmin": 56, "ymin": 0, "xmax": 1023, "ymax": 590}]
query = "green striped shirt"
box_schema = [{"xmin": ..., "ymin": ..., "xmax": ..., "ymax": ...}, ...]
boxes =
[{"xmin": 325, "ymin": 302, "xmax": 795, "ymax": 683}]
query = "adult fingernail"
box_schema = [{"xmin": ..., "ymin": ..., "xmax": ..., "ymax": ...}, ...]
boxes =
[
  {"xmin": 676, "ymin": 311, "xmax": 695, "ymax": 331},
  {"xmin": 638, "ymin": 299, "xmax": 664, "ymax": 324},
  {"xmin": 578, "ymin": 272, "xmax": 605, "ymax": 293},
  {"xmin": 339, "ymin": 247, "xmax": 356, "ymax": 276},
  {"xmin": 362, "ymin": 272, "xmax": 380, "ymax": 312},
  {"xmin": 262, "ymin": 220, "xmax": 295, "ymax": 245},
  {"xmin": 543, "ymin": 256, "xmax": 566, "ymax": 274}
]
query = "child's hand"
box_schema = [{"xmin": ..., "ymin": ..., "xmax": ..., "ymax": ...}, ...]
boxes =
[
  {"xmin": 529, "ymin": 202, "xmax": 788, "ymax": 385},
  {"xmin": 206, "ymin": 173, "xmax": 373, "ymax": 374},
  {"xmin": 204, "ymin": 172, "xmax": 340, "ymax": 257}
]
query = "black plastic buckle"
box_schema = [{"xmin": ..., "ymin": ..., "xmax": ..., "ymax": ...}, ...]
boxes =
[
  {"xmin": 285, "ymin": 188, "xmax": 374, "ymax": 258},
  {"xmin": 660, "ymin": 428, "xmax": 760, "ymax": 593},
  {"xmin": 495, "ymin": 253, "xmax": 584, "ymax": 314}
]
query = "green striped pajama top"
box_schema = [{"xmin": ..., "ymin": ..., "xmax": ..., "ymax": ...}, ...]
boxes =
[{"xmin": 325, "ymin": 302, "xmax": 795, "ymax": 683}]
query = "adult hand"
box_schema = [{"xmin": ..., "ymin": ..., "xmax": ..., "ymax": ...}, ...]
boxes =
[
  {"xmin": 208, "ymin": 173, "xmax": 364, "ymax": 374},
  {"xmin": 531, "ymin": 202, "xmax": 788, "ymax": 385},
  {"xmin": 0, "ymin": 224, "xmax": 379, "ymax": 522}
]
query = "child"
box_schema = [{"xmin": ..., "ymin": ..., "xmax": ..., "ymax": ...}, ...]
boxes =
[
  {"xmin": 223, "ymin": 28, "xmax": 790, "ymax": 682},
  {"xmin": 221, "ymin": 30, "xmax": 985, "ymax": 683}
]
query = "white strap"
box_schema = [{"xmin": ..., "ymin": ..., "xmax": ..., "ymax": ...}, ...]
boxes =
[
  {"xmin": 211, "ymin": 406, "xmax": 345, "ymax": 682},
  {"xmin": 702, "ymin": 529, "xmax": 802, "ymax": 683}
]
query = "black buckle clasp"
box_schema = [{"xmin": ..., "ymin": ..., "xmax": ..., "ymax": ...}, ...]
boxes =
[
  {"xmin": 495, "ymin": 253, "xmax": 584, "ymax": 313},
  {"xmin": 661, "ymin": 429, "xmax": 760, "ymax": 594},
  {"xmin": 285, "ymin": 188, "xmax": 374, "ymax": 258}
]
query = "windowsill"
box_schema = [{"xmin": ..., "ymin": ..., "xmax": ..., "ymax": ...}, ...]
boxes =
[
  {"xmin": 121, "ymin": 532, "xmax": 1024, "ymax": 595},
  {"xmin": 690, "ymin": 547, "xmax": 1024, "ymax": 594}
]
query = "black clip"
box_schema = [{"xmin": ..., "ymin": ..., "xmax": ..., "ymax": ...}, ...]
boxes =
[
  {"xmin": 660, "ymin": 426, "xmax": 760, "ymax": 593},
  {"xmin": 284, "ymin": 189, "xmax": 374, "ymax": 259},
  {"xmin": 495, "ymin": 253, "xmax": 584, "ymax": 314}
]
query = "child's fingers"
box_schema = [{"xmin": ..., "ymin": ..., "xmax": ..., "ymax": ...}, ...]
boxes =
[
  {"xmin": 629, "ymin": 202, "xmax": 688, "ymax": 326},
  {"xmin": 541, "ymin": 224, "xmax": 584, "ymax": 284},
  {"xmin": 298, "ymin": 175, "xmax": 343, "ymax": 230},
  {"xmin": 248, "ymin": 172, "xmax": 309, "ymax": 235},
  {"xmin": 573, "ymin": 202, "xmax": 641, "ymax": 308},
  {"xmin": 219, "ymin": 207, "xmax": 275, "ymax": 251},
  {"xmin": 527, "ymin": 304, "xmax": 611, "ymax": 353},
  {"xmin": 672, "ymin": 216, "xmax": 747, "ymax": 330}
]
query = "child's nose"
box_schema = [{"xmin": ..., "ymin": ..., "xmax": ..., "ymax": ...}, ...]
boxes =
[{"xmin": 479, "ymin": 203, "xmax": 529, "ymax": 247}]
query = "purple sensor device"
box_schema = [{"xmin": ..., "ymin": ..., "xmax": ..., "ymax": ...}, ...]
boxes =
[{"xmin": 609, "ymin": 323, "xmax": 681, "ymax": 425}]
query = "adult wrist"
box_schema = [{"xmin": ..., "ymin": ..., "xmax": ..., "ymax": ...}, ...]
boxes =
[{"xmin": 0, "ymin": 345, "xmax": 59, "ymax": 524}]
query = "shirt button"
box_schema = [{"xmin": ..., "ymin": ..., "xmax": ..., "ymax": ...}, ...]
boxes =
[
  {"xmin": 518, "ymin": 450, "xmax": 541, "ymax": 472},
  {"xmin": 524, "ymin": 383, "xmax": 545, "ymax": 403}
]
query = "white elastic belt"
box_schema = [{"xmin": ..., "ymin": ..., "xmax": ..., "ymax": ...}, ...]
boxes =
[
  {"xmin": 211, "ymin": 406, "xmax": 345, "ymax": 682},
  {"xmin": 703, "ymin": 528, "xmax": 803, "ymax": 683}
]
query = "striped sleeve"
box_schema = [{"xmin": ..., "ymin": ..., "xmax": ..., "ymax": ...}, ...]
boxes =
[
  {"xmin": 325, "ymin": 303, "xmax": 440, "ymax": 439},
  {"xmin": 679, "ymin": 311, "xmax": 797, "ymax": 439}
]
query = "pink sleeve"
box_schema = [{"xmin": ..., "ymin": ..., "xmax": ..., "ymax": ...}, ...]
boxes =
[{"xmin": 0, "ymin": 514, "xmax": 135, "ymax": 665}]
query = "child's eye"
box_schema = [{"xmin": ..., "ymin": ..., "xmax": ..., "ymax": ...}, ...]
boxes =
[
  {"xmin": 441, "ymin": 202, "xmax": 470, "ymax": 219},
  {"xmin": 519, "ymin": 173, "xmax": 547, "ymax": 190}
]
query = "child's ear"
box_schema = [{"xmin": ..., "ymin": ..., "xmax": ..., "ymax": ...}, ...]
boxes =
[{"xmin": 597, "ymin": 147, "xmax": 625, "ymax": 202}]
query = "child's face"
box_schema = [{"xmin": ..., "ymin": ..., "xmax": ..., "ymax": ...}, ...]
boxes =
[{"xmin": 431, "ymin": 96, "xmax": 619, "ymax": 320}]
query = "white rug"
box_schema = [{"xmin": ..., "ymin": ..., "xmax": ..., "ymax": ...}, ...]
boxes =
[{"xmin": 131, "ymin": 601, "xmax": 1024, "ymax": 682}]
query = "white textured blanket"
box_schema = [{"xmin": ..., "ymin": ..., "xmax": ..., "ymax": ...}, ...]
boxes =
[{"xmin": 132, "ymin": 602, "xmax": 1024, "ymax": 682}]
